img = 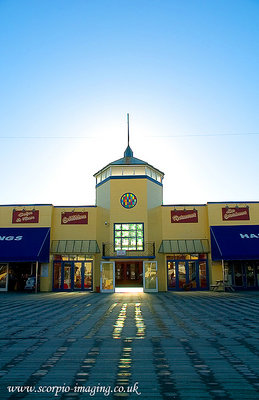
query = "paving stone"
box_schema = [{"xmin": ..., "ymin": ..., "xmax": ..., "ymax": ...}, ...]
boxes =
[{"xmin": 0, "ymin": 291, "xmax": 258, "ymax": 399}]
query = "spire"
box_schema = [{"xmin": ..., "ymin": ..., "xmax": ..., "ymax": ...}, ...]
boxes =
[
  {"xmin": 124, "ymin": 113, "xmax": 133, "ymax": 158},
  {"xmin": 127, "ymin": 113, "xmax": 129, "ymax": 147}
]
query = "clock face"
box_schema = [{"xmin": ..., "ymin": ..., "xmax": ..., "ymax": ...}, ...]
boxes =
[{"xmin": 120, "ymin": 193, "xmax": 137, "ymax": 209}]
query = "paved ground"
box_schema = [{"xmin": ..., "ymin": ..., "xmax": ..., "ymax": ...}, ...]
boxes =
[{"xmin": 0, "ymin": 292, "xmax": 258, "ymax": 400}]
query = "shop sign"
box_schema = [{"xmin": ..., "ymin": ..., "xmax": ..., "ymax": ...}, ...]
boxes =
[
  {"xmin": 61, "ymin": 211, "xmax": 88, "ymax": 225},
  {"xmin": 117, "ymin": 250, "xmax": 126, "ymax": 256},
  {"xmin": 222, "ymin": 207, "xmax": 250, "ymax": 221},
  {"xmin": 12, "ymin": 210, "xmax": 39, "ymax": 224},
  {"xmin": 171, "ymin": 210, "xmax": 198, "ymax": 223}
]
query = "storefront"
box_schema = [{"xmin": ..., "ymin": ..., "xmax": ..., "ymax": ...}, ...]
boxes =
[
  {"xmin": 0, "ymin": 227, "xmax": 50, "ymax": 291},
  {"xmin": 210, "ymin": 225, "xmax": 259, "ymax": 290},
  {"xmin": 51, "ymin": 240, "xmax": 99, "ymax": 291},
  {"xmin": 159, "ymin": 240, "xmax": 210, "ymax": 290},
  {"xmin": 0, "ymin": 263, "xmax": 8, "ymax": 291}
]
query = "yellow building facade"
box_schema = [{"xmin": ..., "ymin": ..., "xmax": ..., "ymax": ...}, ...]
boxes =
[{"xmin": 0, "ymin": 144, "xmax": 259, "ymax": 292}]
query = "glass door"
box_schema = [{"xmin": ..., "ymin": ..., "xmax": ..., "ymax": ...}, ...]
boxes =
[
  {"xmin": 84, "ymin": 262, "xmax": 92, "ymax": 289},
  {"xmin": 188, "ymin": 261, "xmax": 197, "ymax": 289},
  {"xmin": 143, "ymin": 261, "xmax": 158, "ymax": 292},
  {"xmin": 63, "ymin": 262, "xmax": 72, "ymax": 290},
  {"xmin": 168, "ymin": 261, "xmax": 176, "ymax": 289},
  {"xmin": 234, "ymin": 263, "xmax": 243, "ymax": 287},
  {"xmin": 100, "ymin": 262, "xmax": 115, "ymax": 293},
  {"xmin": 199, "ymin": 261, "xmax": 208, "ymax": 288},
  {"xmin": 74, "ymin": 262, "xmax": 83, "ymax": 290},
  {"xmin": 178, "ymin": 261, "xmax": 186, "ymax": 289},
  {"xmin": 167, "ymin": 259, "xmax": 209, "ymax": 290},
  {"xmin": 53, "ymin": 260, "xmax": 93, "ymax": 291},
  {"xmin": 0, "ymin": 264, "xmax": 8, "ymax": 291},
  {"xmin": 53, "ymin": 262, "xmax": 62, "ymax": 289}
]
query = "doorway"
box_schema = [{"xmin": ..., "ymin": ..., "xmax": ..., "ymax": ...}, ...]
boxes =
[
  {"xmin": 115, "ymin": 261, "xmax": 143, "ymax": 287},
  {"xmin": 167, "ymin": 259, "xmax": 209, "ymax": 290},
  {"xmin": 53, "ymin": 260, "xmax": 93, "ymax": 291},
  {"xmin": 0, "ymin": 264, "xmax": 8, "ymax": 291},
  {"xmin": 8, "ymin": 262, "xmax": 36, "ymax": 291},
  {"xmin": 227, "ymin": 261, "xmax": 259, "ymax": 289}
]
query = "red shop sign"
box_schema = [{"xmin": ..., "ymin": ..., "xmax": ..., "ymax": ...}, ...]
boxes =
[
  {"xmin": 61, "ymin": 212, "xmax": 88, "ymax": 225},
  {"xmin": 222, "ymin": 207, "xmax": 250, "ymax": 221},
  {"xmin": 12, "ymin": 210, "xmax": 39, "ymax": 224},
  {"xmin": 171, "ymin": 210, "xmax": 198, "ymax": 223}
]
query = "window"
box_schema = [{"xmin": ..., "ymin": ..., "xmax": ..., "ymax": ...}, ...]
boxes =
[{"xmin": 114, "ymin": 223, "xmax": 144, "ymax": 251}]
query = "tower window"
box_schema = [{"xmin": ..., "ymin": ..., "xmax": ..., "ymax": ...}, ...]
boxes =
[{"xmin": 114, "ymin": 223, "xmax": 144, "ymax": 251}]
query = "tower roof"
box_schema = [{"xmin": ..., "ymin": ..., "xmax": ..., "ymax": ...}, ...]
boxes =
[
  {"xmin": 93, "ymin": 144, "xmax": 164, "ymax": 177},
  {"xmin": 110, "ymin": 145, "xmax": 147, "ymax": 166}
]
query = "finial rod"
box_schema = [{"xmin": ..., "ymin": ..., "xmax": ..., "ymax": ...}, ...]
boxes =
[{"xmin": 127, "ymin": 113, "xmax": 129, "ymax": 147}]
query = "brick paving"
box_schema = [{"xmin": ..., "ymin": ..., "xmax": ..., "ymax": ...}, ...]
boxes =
[{"xmin": 0, "ymin": 291, "xmax": 258, "ymax": 399}]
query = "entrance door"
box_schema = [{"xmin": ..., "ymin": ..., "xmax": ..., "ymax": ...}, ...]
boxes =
[
  {"xmin": 233, "ymin": 263, "xmax": 244, "ymax": 287},
  {"xmin": 63, "ymin": 262, "xmax": 72, "ymax": 289},
  {"xmin": 53, "ymin": 261, "xmax": 93, "ymax": 291},
  {"xmin": 178, "ymin": 261, "xmax": 186, "ymax": 289},
  {"xmin": 0, "ymin": 264, "xmax": 8, "ymax": 291},
  {"xmin": 100, "ymin": 262, "xmax": 115, "ymax": 293},
  {"xmin": 84, "ymin": 262, "xmax": 92, "ymax": 289},
  {"xmin": 167, "ymin": 260, "xmax": 209, "ymax": 290},
  {"xmin": 115, "ymin": 261, "xmax": 143, "ymax": 287},
  {"xmin": 74, "ymin": 262, "xmax": 83, "ymax": 290},
  {"xmin": 246, "ymin": 264, "xmax": 256, "ymax": 288},
  {"xmin": 143, "ymin": 261, "xmax": 158, "ymax": 292}
]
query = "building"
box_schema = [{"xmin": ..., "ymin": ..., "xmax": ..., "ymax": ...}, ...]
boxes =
[{"xmin": 0, "ymin": 142, "xmax": 259, "ymax": 292}]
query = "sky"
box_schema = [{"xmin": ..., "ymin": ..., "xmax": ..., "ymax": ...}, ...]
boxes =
[{"xmin": 0, "ymin": 0, "xmax": 258, "ymax": 206}]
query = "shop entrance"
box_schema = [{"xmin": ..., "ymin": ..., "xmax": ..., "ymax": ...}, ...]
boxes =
[
  {"xmin": 168, "ymin": 259, "xmax": 209, "ymax": 290},
  {"xmin": 115, "ymin": 261, "xmax": 143, "ymax": 287},
  {"xmin": 8, "ymin": 262, "xmax": 36, "ymax": 291},
  {"xmin": 227, "ymin": 261, "xmax": 259, "ymax": 289},
  {"xmin": 0, "ymin": 264, "xmax": 8, "ymax": 291},
  {"xmin": 53, "ymin": 260, "xmax": 93, "ymax": 291}
]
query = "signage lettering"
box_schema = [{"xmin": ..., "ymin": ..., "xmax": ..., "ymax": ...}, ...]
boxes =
[
  {"xmin": 61, "ymin": 212, "xmax": 88, "ymax": 225},
  {"xmin": 12, "ymin": 210, "xmax": 39, "ymax": 224},
  {"xmin": 171, "ymin": 209, "xmax": 198, "ymax": 223},
  {"xmin": 222, "ymin": 207, "xmax": 249, "ymax": 221},
  {"xmin": 0, "ymin": 236, "xmax": 23, "ymax": 241},
  {"xmin": 240, "ymin": 233, "xmax": 259, "ymax": 239}
]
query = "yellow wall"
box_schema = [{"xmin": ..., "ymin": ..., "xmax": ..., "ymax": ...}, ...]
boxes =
[
  {"xmin": 207, "ymin": 202, "xmax": 259, "ymax": 226},
  {"xmin": 161, "ymin": 205, "xmax": 209, "ymax": 239},
  {"xmin": 51, "ymin": 206, "xmax": 97, "ymax": 240},
  {"xmin": 40, "ymin": 259, "xmax": 53, "ymax": 292},
  {"xmin": 209, "ymin": 260, "xmax": 223, "ymax": 284},
  {"xmin": 0, "ymin": 205, "xmax": 53, "ymax": 227},
  {"xmin": 108, "ymin": 178, "xmax": 149, "ymax": 242},
  {"xmin": 147, "ymin": 206, "xmax": 165, "ymax": 290}
]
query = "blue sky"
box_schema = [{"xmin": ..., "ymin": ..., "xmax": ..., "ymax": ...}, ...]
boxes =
[{"xmin": 0, "ymin": 0, "xmax": 258, "ymax": 206}]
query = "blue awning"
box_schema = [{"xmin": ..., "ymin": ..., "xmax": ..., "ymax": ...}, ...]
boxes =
[
  {"xmin": 210, "ymin": 225, "xmax": 259, "ymax": 261},
  {"xmin": 0, "ymin": 228, "xmax": 50, "ymax": 263}
]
